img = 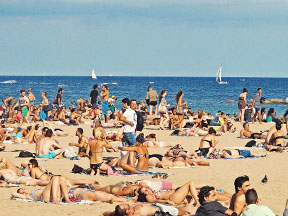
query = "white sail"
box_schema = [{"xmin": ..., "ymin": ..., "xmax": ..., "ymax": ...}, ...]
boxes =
[
  {"xmin": 216, "ymin": 65, "xmax": 222, "ymax": 82},
  {"xmin": 109, "ymin": 72, "xmax": 112, "ymax": 77},
  {"xmin": 92, "ymin": 69, "xmax": 97, "ymax": 80},
  {"xmin": 216, "ymin": 65, "xmax": 228, "ymax": 84}
]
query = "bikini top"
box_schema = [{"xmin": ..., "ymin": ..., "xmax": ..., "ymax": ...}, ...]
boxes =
[
  {"xmin": 136, "ymin": 153, "xmax": 148, "ymax": 159},
  {"xmin": 203, "ymin": 139, "xmax": 213, "ymax": 147},
  {"xmin": 271, "ymin": 136, "xmax": 286, "ymax": 142}
]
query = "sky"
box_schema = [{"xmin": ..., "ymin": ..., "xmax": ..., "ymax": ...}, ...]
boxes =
[{"xmin": 0, "ymin": 0, "xmax": 287, "ymax": 77}]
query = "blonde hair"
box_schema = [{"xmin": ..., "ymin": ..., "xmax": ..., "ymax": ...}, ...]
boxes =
[{"xmin": 94, "ymin": 130, "xmax": 105, "ymax": 141}]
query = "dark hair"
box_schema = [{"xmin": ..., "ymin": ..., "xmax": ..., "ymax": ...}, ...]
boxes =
[
  {"xmin": 131, "ymin": 99, "xmax": 137, "ymax": 103},
  {"xmin": 102, "ymin": 85, "xmax": 108, "ymax": 89},
  {"xmin": 137, "ymin": 192, "xmax": 148, "ymax": 202},
  {"xmin": 243, "ymin": 122, "xmax": 249, "ymax": 128},
  {"xmin": 243, "ymin": 88, "xmax": 248, "ymax": 93},
  {"xmin": 35, "ymin": 124, "xmax": 40, "ymax": 131},
  {"xmin": 276, "ymin": 121, "xmax": 282, "ymax": 130},
  {"xmin": 171, "ymin": 129, "xmax": 180, "ymax": 136},
  {"xmin": 71, "ymin": 108, "xmax": 76, "ymax": 112},
  {"xmin": 93, "ymin": 84, "xmax": 98, "ymax": 90},
  {"xmin": 77, "ymin": 128, "xmax": 83, "ymax": 135},
  {"xmin": 20, "ymin": 89, "xmax": 25, "ymax": 93},
  {"xmin": 17, "ymin": 188, "xmax": 22, "ymax": 193},
  {"xmin": 29, "ymin": 159, "xmax": 38, "ymax": 167},
  {"xmin": 257, "ymin": 88, "xmax": 262, "ymax": 91},
  {"xmin": 58, "ymin": 88, "xmax": 63, "ymax": 93},
  {"xmin": 147, "ymin": 86, "xmax": 152, "ymax": 91},
  {"xmin": 114, "ymin": 205, "xmax": 127, "ymax": 216},
  {"xmin": 198, "ymin": 186, "xmax": 215, "ymax": 205},
  {"xmin": 234, "ymin": 175, "xmax": 249, "ymax": 192},
  {"xmin": 261, "ymin": 108, "xmax": 266, "ymax": 115},
  {"xmin": 42, "ymin": 91, "xmax": 47, "ymax": 96},
  {"xmin": 284, "ymin": 109, "xmax": 288, "ymax": 118},
  {"xmin": 267, "ymin": 108, "xmax": 275, "ymax": 115},
  {"xmin": 45, "ymin": 129, "xmax": 53, "ymax": 137},
  {"xmin": 136, "ymin": 133, "xmax": 145, "ymax": 144},
  {"xmin": 122, "ymin": 98, "xmax": 131, "ymax": 106},
  {"xmin": 175, "ymin": 91, "xmax": 183, "ymax": 103},
  {"xmin": 159, "ymin": 90, "xmax": 166, "ymax": 103},
  {"xmin": 208, "ymin": 127, "xmax": 216, "ymax": 135},
  {"xmin": 245, "ymin": 188, "xmax": 258, "ymax": 204},
  {"xmin": 42, "ymin": 127, "xmax": 49, "ymax": 134}
]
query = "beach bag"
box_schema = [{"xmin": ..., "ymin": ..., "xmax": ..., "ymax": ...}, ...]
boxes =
[
  {"xmin": 159, "ymin": 105, "xmax": 166, "ymax": 113},
  {"xmin": 245, "ymin": 140, "xmax": 256, "ymax": 147},
  {"xmin": 63, "ymin": 147, "xmax": 77, "ymax": 158},
  {"xmin": 72, "ymin": 164, "xmax": 84, "ymax": 173},
  {"xmin": 136, "ymin": 111, "xmax": 145, "ymax": 131},
  {"xmin": 19, "ymin": 151, "xmax": 34, "ymax": 158}
]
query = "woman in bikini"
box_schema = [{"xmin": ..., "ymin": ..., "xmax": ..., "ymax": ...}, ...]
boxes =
[
  {"xmin": 118, "ymin": 133, "xmax": 149, "ymax": 174},
  {"xmin": 197, "ymin": 127, "xmax": 217, "ymax": 157},
  {"xmin": 267, "ymin": 122, "xmax": 288, "ymax": 152},
  {"xmin": 11, "ymin": 175, "xmax": 71, "ymax": 204},
  {"xmin": 158, "ymin": 90, "xmax": 170, "ymax": 130},
  {"xmin": 171, "ymin": 91, "xmax": 187, "ymax": 130},
  {"xmin": 137, "ymin": 180, "xmax": 200, "ymax": 206},
  {"xmin": 238, "ymin": 88, "xmax": 248, "ymax": 122},
  {"xmin": 87, "ymin": 130, "xmax": 115, "ymax": 176}
]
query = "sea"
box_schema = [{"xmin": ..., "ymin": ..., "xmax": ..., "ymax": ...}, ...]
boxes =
[{"xmin": 0, "ymin": 76, "xmax": 287, "ymax": 116}]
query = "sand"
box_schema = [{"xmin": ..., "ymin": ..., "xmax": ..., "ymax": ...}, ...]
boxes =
[{"xmin": 0, "ymin": 121, "xmax": 287, "ymax": 215}]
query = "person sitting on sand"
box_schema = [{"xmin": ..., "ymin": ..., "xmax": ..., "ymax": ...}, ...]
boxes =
[
  {"xmin": 195, "ymin": 186, "xmax": 237, "ymax": 216},
  {"xmin": 119, "ymin": 133, "xmax": 149, "ymax": 174},
  {"xmin": 36, "ymin": 129, "xmax": 63, "ymax": 159},
  {"xmin": 196, "ymin": 128, "xmax": 217, "ymax": 157},
  {"xmin": 104, "ymin": 202, "xmax": 194, "ymax": 216},
  {"xmin": 230, "ymin": 175, "xmax": 251, "ymax": 215},
  {"xmin": 11, "ymin": 175, "xmax": 71, "ymax": 204},
  {"xmin": 219, "ymin": 121, "xmax": 236, "ymax": 133},
  {"xmin": 268, "ymin": 121, "xmax": 287, "ymax": 150},
  {"xmin": 69, "ymin": 128, "xmax": 88, "ymax": 157},
  {"xmin": 69, "ymin": 108, "xmax": 82, "ymax": 125},
  {"xmin": 87, "ymin": 130, "xmax": 115, "ymax": 176},
  {"xmin": 136, "ymin": 180, "xmax": 200, "ymax": 206},
  {"xmin": 240, "ymin": 188, "xmax": 275, "ymax": 216},
  {"xmin": 240, "ymin": 122, "xmax": 266, "ymax": 139}
]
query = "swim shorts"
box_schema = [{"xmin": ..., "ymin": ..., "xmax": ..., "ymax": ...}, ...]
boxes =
[
  {"xmin": 153, "ymin": 203, "xmax": 179, "ymax": 216},
  {"xmin": 11, "ymin": 132, "xmax": 23, "ymax": 138},
  {"xmin": 22, "ymin": 107, "xmax": 28, "ymax": 118},
  {"xmin": 102, "ymin": 101, "xmax": 109, "ymax": 115},
  {"xmin": 38, "ymin": 151, "xmax": 57, "ymax": 159},
  {"xmin": 238, "ymin": 150, "xmax": 251, "ymax": 158}
]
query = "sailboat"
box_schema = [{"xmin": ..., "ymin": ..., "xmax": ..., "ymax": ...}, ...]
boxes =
[
  {"xmin": 109, "ymin": 72, "xmax": 112, "ymax": 77},
  {"xmin": 92, "ymin": 69, "xmax": 97, "ymax": 80},
  {"xmin": 216, "ymin": 65, "xmax": 228, "ymax": 84}
]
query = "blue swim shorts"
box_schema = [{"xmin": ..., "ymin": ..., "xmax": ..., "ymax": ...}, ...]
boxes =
[
  {"xmin": 238, "ymin": 150, "xmax": 251, "ymax": 158},
  {"xmin": 38, "ymin": 151, "xmax": 57, "ymax": 159}
]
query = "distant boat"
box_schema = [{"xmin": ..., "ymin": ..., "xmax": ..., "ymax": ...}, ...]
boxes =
[
  {"xmin": 92, "ymin": 69, "xmax": 97, "ymax": 80},
  {"xmin": 111, "ymin": 82, "xmax": 118, "ymax": 85},
  {"xmin": 240, "ymin": 78, "xmax": 246, "ymax": 82},
  {"xmin": 109, "ymin": 72, "xmax": 112, "ymax": 77},
  {"xmin": 149, "ymin": 81, "xmax": 154, "ymax": 84},
  {"xmin": 0, "ymin": 80, "xmax": 17, "ymax": 84},
  {"xmin": 216, "ymin": 65, "xmax": 228, "ymax": 84}
]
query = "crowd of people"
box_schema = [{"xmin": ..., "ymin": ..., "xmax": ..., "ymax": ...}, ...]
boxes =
[{"xmin": 0, "ymin": 84, "xmax": 287, "ymax": 215}]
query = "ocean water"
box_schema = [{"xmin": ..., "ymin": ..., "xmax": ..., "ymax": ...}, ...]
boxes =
[{"xmin": 0, "ymin": 76, "xmax": 287, "ymax": 116}]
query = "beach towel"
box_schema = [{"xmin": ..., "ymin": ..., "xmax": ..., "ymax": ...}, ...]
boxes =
[{"xmin": 12, "ymin": 198, "xmax": 101, "ymax": 205}]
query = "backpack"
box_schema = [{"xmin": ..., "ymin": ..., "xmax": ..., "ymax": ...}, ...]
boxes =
[
  {"xmin": 19, "ymin": 151, "xmax": 34, "ymax": 158},
  {"xmin": 136, "ymin": 111, "xmax": 144, "ymax": 131}
]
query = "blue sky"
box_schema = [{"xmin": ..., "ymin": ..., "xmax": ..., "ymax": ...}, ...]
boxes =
[{"xmin": 0, "ymin": 0, "xmax": 287, "ymax": 77}]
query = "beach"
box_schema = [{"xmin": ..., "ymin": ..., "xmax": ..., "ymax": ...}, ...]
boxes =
[{"xmin": 0, "ymin": 120, "xmax": 287, "ymax": 215}]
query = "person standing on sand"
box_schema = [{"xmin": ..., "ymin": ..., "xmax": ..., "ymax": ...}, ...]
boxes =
[
  {"xmin": 146, "ymin": 86, "xmax": 158, "ymax": 116},
  {"xmin": 27, "ymin": 88, "xmax": 36, "ymax": 102},
  {"xmin": 171, "ymin": 91, "xmax": 187, "ymax": 131},
  {"xmin": 16, "ymin": 89, "xmax": 30, "ymax": 124},
  {"xmin": 230, "ymin": 175, "xmax": 251, "ymax": 215},
  {"xmin": 238, "ymin": 88, "xmax": 248, "ymax": 122},
  {"xmin": 53, "ymin": 88, "xmax": 64, "ymax": 109},
  {"xmin": 252, "ymin": 88, "xmax": 262, "ymax": 124},
  {"xmin": 100, "ymin": 85, "xmax": 109, "ymax": 123}
]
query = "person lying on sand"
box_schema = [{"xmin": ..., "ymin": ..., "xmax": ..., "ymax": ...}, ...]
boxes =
[{"xmin": 104, "ymin": 202, "xmax": 194, "ymax": 216}]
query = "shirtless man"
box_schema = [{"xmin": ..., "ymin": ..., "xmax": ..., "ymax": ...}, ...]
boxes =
[
  {"xmin": 36, "ymin": 129, "xmax": 62, "ymax": 159},
  {"xmin": 69, "ymin": 108, "xmax": 81, "ymax": 124},
  {"xmin": 104, "ymin": 202, "xmax": 194, "ymax": 216},
  {"xmin": 100, "ymin": 85, "xmax": 110, "ymax": 123},
  {"xmin": 240, "ymin": 122, "xmax": 266, "ymax": 139},
  {"xmin": 230, "ymin": 175, "xmax": 251, "ymax": 215},
  {"xmin": 69, "ymin": 128, "xmax": 88, "ymax": 157},
  {"xmin": 87, "ymin": 130, "xmax": 114, "ymax": 176},
  {"xmin": 2, "ymin": 96, "xmax": 17, "ymax": 117}
]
